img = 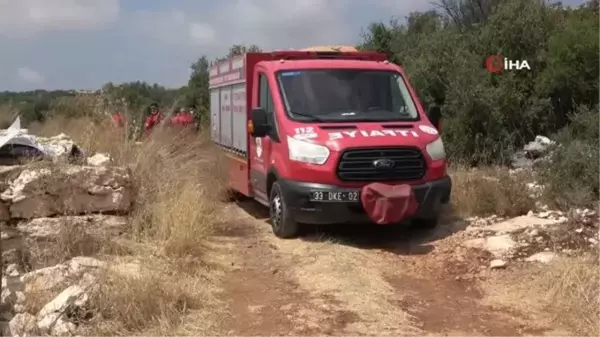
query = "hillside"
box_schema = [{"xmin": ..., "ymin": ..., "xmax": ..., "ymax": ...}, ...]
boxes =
[{"xmin": 0, "ymin": 0, "xmax": 598, "ymax": 336}]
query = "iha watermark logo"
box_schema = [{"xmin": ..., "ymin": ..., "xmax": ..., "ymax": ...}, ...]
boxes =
[{"xmin": 485, "ymin": 55, "xmax": 531, "ymax": 73}]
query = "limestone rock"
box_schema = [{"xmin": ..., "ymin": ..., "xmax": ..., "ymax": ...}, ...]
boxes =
[
  {"xmin": 34, "ymin": 133, "xmax": 84, "ymax": 163},
  {"xmin": 17, "ymin": 215, "xmax": 128, "ymax": 241},
  {"xmin": 86, "ymin": 153, "xmax": 111, "ymax": 166},
  {"xmin": 8, "ymin": 313, "xmax": 38, "ymax": 337},
  {"xmin": 21, "ymin": 264, "xmax": 71, "ymax": 292},
  {"xmin": 21, "ymin": 256, "xmax": 105, "ymax": 292},
  {"xmin": 37, "ymin": 285, "xmax": 88, "ymax": 335},
  {"xmin": 525, "ymin": 252, "xmax": 557, "ymax": 264},
  {"xmin": 490, "ymin": 259, "xmax": 508, "ymax": 269},
  {"xmin": 1, "ymin": 165, "xmax": 132, "ymax": 218}
]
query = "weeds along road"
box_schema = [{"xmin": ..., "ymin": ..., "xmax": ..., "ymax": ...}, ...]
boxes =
[{"xmin": 209, "ymin": 199, "xmax": 564, "ymax": 337}]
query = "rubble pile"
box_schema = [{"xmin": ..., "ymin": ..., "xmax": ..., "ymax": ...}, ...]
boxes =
[
  {"xmin": 463, "ymin": 207, "xmax": 598, "ymax": 269},
  {"xmin": 511, "ymin": 135, "xmax": 556, "ymax": 169},
  {"xmin": 475, "ymin": 133, "xmax": 600, "ymax": 269},
  {"xmin": 0, "ymin": 125, "xmax": 132, "ymax": 336}
]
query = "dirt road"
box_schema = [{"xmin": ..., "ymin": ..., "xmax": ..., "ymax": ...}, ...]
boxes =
[{"xmin": 211, "ymin": 200, "xmax": 561, "ymax": 336}]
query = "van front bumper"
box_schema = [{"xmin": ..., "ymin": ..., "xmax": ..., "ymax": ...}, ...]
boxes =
[{"xmin": 278, "ymin": 176, "xmax": 452, "ymax": 225}]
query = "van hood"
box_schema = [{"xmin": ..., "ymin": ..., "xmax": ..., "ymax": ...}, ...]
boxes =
[{"xmin": 289, "ymin": 123, "xmax": 440, "ymax": 151}]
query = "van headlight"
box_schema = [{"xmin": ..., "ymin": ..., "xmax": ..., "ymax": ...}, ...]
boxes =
[
  {"xmin": 287, "ymin": 136, "xmax": 330, "ymax": 165},
  {"xmin": 426, "ymin": 137, "xmax": 446, "ymax": 160}
]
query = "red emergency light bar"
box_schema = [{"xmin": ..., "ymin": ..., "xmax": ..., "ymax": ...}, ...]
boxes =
[{"xmin": 265, "ymin": 50, "xmax": 387, "ymax": 62}]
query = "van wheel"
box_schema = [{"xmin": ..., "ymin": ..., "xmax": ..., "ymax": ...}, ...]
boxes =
[{"xmin": 269, "ymin": 181, "xmax": 300, "ymax": 239}]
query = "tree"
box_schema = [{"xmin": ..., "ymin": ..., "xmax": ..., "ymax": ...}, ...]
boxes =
[
  {"xmin": 434, "ymin": 0, "xmax": 500, "ymax": 27},
  {"xmin": 186, "ymin": 55, "xmax": 211, "ymax": 122},
  {"xmin": 359, "ymin": 0, "xmax": 599, "ymax": 165},
  {"xmin": 358, "ymin": 21, "xmax": 398, "ymax": 62}
]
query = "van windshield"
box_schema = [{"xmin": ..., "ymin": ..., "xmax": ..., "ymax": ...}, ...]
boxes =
[{"xmin": 276, "ymin": 69, "xmax": 420, "ymax": 123}]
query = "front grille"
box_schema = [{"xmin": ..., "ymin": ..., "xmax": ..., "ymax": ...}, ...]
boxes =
[{"xmin": 336, "ymin": 147, "xmax": 427, "ymax": 182}]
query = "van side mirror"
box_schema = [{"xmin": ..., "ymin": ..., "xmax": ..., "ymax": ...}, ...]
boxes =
[
  {"xmin": 250, "ymin": 108, "xmax": 270, "ymax": 138},
  {"xmin": 427, "ymin": 106, "xmax": 442, "ymax": 130}
]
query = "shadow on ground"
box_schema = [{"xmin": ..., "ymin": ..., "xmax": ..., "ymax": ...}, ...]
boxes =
[{"xmin": 234, "ymin": 198, "xmax": 470, "ymax": 256}]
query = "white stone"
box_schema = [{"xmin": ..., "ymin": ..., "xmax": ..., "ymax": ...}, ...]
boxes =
[
  {"xmin": 490, "ymin": 259, "xmax": 508, "ymax": 269},
  {"xmin": 1, "ymin": 165, "xmax": 132, "ymax": 219},
  {"xmin": 17, "ymin": 215, "xmax": 127, "ymax": 240},
  {"xmin": 21, "ymin": 264, "xmax": 70, "ymax": 291},
  {"xmin": 466, "ymin": 215, "xmax": 564, "ymax": 234},
  {"xmin": 37, "ymin": 285, "xmax": 87, "ymax": 318},
  {"xmin": 86, "ymin": 153, "xmax": 111, "ymax": 166},
  {"xmin": 8, "ymin": 313, "xmax": 37, "ymax": 337},
  {"xmin": 484, "ymin": 235, "xmax": 517, "ymax": 257},
  {"xmin": 525, "ymin": 252, "xmax": 557, "ymax": 264}
]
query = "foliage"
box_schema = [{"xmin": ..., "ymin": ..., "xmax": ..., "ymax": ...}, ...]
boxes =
[
  {"xmin": 186, "ymin": 56, "xmax": 210, "ymax": 124},
  {"xmin": 359, "ymin": 0, "xmax": 599, "ymax": 166},
  {"xmin": 537, "ymin": 105, "xmax": 599, "ymax": 209}
]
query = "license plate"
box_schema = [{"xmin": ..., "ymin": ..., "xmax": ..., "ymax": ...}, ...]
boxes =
[{"xmin": 309, "ymin": 190, "xmax": 360, "ymax": 202}]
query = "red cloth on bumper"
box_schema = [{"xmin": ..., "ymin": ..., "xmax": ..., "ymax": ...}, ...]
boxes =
[{"xmin": 360, "ymin": 183, "xmax": 418, "ymax": 224}]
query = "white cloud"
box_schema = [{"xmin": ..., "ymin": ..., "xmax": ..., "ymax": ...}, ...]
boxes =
[
  {"xmin": 132, "ymin": 9, "xmax": 216, "ymax": 47},
  {"xmin": 215, "ymin": 0, "xmax": 349, "ymax": 50},
  {"xmin": 0, "ymin": 0, "xmax": 439, "ymax": 90},
  {"xmin": 16, "ymin": 67, "xmax": 44, "ymax": 84},
  {"xmin": 189, "ymin": 22, "xmax": 216, "ymax": 46},
  {"xmin": 130, "ymin": 0, "xmax": 433, "ymax": 60},
  {"xmin": 0, "ymin": 0, "xmax": 120, "ymax": 37}
]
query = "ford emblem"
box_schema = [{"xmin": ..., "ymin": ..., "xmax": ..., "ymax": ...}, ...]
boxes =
[{"xmin": 373, "ymin": 158, "xmax": 395, "ymax": 169}]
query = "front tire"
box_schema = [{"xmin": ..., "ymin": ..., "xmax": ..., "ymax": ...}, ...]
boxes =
[{"xmin": 269, "ymin": 181, "xmax": 300, "ymax": 239}]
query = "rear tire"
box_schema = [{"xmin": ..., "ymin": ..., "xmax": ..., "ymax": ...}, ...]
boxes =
[{"xmin": 269, "ymin": 181, "xmax": 300, "ymax": 239}]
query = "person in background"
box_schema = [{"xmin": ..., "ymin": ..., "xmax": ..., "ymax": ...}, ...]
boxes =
[
  {"xmin": 111, "ymin": 112, "xmax": 125, "ymax": 128},
  {"xmin": 144, "ymin": 102, "xmax": 163, "ymax": 136},
  {"xmin": 189, "ymin": 105, "xmax": 200, "ymax": 131},
  {"xmin": 170, "ymin": 106, "xmax": 195, "ymax": 129}
]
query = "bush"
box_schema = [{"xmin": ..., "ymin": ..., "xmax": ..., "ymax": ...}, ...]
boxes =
[
  {"xmin": 538, "ymin": 105, "xmax": 599, "ymax": 209},
  {"xmin": 360, "ymin": 0, "xmax": 599, "ymax": 166},
  {"xmin": 450, "ymin": 166, "xmax": 536, "ymax": 217}
]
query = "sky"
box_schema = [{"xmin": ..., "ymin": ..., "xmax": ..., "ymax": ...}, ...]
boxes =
[{"xmin": 0, "ymin": 0, "xmax": 588, "ymax": 91}]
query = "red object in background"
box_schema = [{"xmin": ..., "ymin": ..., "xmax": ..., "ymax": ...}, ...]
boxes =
[
  {"xmin": 144, "ymin": 112, "xmax": 163, "ymax": 135},
  {"xmin": 170, "ymin": 112, "xmax": 195, "ymax": 127},
  {"xmin": 112, "ymin": 113, "xmax": 125, "ymax": 127}
]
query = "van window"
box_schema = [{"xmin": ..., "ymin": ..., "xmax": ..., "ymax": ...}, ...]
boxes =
[
  {"xmin": 258, "ymin": 73, "xmax": 273, "ymax": 116},
  {"xmin": 258, "ymin": 73, "xmax": 278, "ymax": 137},
  {"xmin": 276, "ymin": 69, "xmax": 419, "ymax": 123}
]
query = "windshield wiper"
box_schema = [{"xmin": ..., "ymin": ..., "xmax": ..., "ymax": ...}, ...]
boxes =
[{"xmin": 290, "ymin": 111, "xmax": 326, "ymax": 122}]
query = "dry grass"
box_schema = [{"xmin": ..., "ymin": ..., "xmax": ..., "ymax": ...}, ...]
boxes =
[
  {"xmin": 82, "ymin": 260, "xmax": 222, "ymax": 336},
  {"xmin": 485, "ymin": 253, "xmax": 599, "ymax": 336},
  {"xmin": 23, "ymin": 286, "xmax": 61, "ymax": 315},
  {"xmin": 26, "ymin": 219, "xmax": 129, "ymax": 269},
  {"xmin": 0, "ymin": 104, "xmax": 20, "ymax": 128},
  {"xmin": 449, "ymin": 166, "xmax": 536, "ymax": 217},
  {"xmin": 25, "ymin": 114, "xmax": 230, "ymax": 335},
  {"xmin": 543, "ymin": 254, "xmax": 600, "ymax": 336}
]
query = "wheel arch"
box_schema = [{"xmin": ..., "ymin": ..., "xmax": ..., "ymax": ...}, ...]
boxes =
[{"xmin": 266, "ymin": 166, "xmax": 280, "ymax": 198}]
